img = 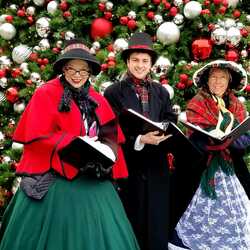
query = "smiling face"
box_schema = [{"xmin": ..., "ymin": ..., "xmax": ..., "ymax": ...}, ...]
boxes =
[
  {"xmin": 127, "ymin": 52, "xmax": 152, "ymax": 80},
  {"xmin": 63, "ymin": 59, "xmax": 90, "ymax": 89},
  {"xmin": 207, "ymin": 68, "xmax": 231, "ymax": 97}
]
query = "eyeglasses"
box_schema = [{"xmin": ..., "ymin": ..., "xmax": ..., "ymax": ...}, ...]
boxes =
[{"xmin": 65, "ymin": 66, "xmax": 90, "ymax": 77}]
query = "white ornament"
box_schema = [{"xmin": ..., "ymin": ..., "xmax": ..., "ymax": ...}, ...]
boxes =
[
  {"xmin": 26, "ymin": 6, "xmax": 36, "ymax": 16},
  {"xmin": 47, "ymin": 1, "xmax": 58, "ymax": 15},
  {"xmin": 30, "ymin": 72, "xmax": 41, "ymax": 83},
  {"xmin": 92, "ymin": 41, "xmax": 101, "ymax": 50},
  {"xmin": 65, "ymin": 31, "xmax": 75, "ymax": 40},
  {"xmin": 13, "ymin": 101, "xmax": 26, "ymax": 113},
  {"xmin": 183, "ymin": 1, "xmax": 202, "ymax": 19},
  {"xmin": 151, "ymin": 56, "xmax": 172, "ymax": 78},
  {"xmin": 89, "ymin": 47, "xmax": 96, "ymax": 54},
  {"xmin": 228, "ymin": 0, "xmax": 239, "ymax": 8},
  {"xmin": 105, "ymin": 1, "xmax": 113, "ymax": 10},
  {"xmin": 9, "ymin": 4, "xmax": 18, "ymax": 10},
  {"xmin": 241, "ymin": 50, "xmax": 248, "ymax": 58},
  {"xmin": 238, "ymin": 96, "xmax": 246, "ymax": 103},
  {"xmin": 56, "ymin": 40, "xmax": 63, "ymax": 48},
  {"xmin": 0, "ymin": 15, "xmax": 8, "ymax": 24},
  {"xmin": 36, "ymin": 17, "xmax": 51, "ymax": 38},
  {"xmin": 224, "ymin": 18, "xmax": 236, "ymax": 30},
  {"xmin": 20, "ymin": 62, "xmax": 29, "ymax": 70},
  {"xmin": 246, "ymin": 15, "xmax": 250, "ymax": 23},
  {"xmin": 0, "ymin": 23, "xmax": 16, "ymax": 40},
  {"xmin": 128, "ymin": 11, "xmax": 136, "ymax": 20},
  {"xmin": 33, "ymin": 0, "xmax": 45, "ymax": 6},
  {"xmin": 3, "ymin": 156, "xmax": 11, "ymax": 163},
  {"xmin": 33, "ymin": 45, "xmax": 41, "ymax": 52},
  {"xmin": 0, "ymin": 77, "xmax": 7, "ymax": 88},
  {"xmin": 162, "ymin": 84, "xmax": 174, "ymax": 100},
  {"xmin": 128, "ymin": 0, "xmax": 147, "ymax": 5},
  {"xmin": 0, "ymin": 131, "xmax": 4, "ymax": 149},
  {"xmin": 172, "ymin": 104, "xmax": 181, "ymax": 115},
  {"xmin": 113, "ymin": 38, "xmax": 128, "ymax": 52},
  {"xmin": 12, "ymin": 44, "xmax": 32, "ymax": 64},
  {"xmin": 156, "ymin": 22, "xmax": 180, "ymax": 45},
  {"xmin": 226, "ymin": 27, "xmax": 241, "ymax": 46},
  {"xmin": 178, "ymin": 111, "xmax": 187, "ymax": 122},
  {"xmin": 173, "ymin": 0, "xmax": 183, "ymax": 7},
  {"xmin": 211, "ymin": 27, "xmax": 227, "ymax": 45},
  {"xmin": 154, "ymin": 14, "xmax": 163, "ymax": 24},
  {"xmin": 108, "ymin": 52, "xmax": 115, "ymax": 59},
  {"xmin": 0, "ymin": 56, "xmax": 12, "ymax": 68},
  {"xmin": 173, "ymin": 14, "xmax": 184, "ymax": 26},
  {"xmin": 39, "ymin": 39, "xmax": 50, "ymax": 50}
]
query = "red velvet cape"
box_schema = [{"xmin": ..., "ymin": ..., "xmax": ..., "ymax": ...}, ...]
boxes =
[{"xmin": 13, "ymin": 78, "xmax": 128, "ymax": 179}]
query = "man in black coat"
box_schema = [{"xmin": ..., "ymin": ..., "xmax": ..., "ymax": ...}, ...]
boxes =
[{"xmin": 104, "ymin": 32, "xmax": 177, "ymax": 250}]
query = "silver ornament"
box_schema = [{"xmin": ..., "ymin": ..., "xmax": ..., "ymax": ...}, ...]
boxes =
[
  {"xmin": 173, "ymin": 14, "xmax": 184, "ymax": 26},
  {"xmin": 36, "ymin": 17, "xmax": 51, "ymax": 38},
  {"xmin": 151, "ymin": 56, "xmax": 172, "ymax": 78},
  {"xmin": 65, "ymin": 31, "xmax": 75, "ymax": 40},
  {"xmin": 105, "ymin": 1, "xmax": 113, "ymax": 10},
  {"xmin": 13, "ymin": 101, "xmax": 26, "ymax": 113},
  {"xmin": 156, "ymin": 22, "xmax": 180, "ymax": 45},
  {"xmin": 0, "ymin": 23, "xmax": 16, "ymax": 40},
  {"xmin": 26, "ymin": 6, "xmax": 36, "ymax": 16},
  {"xmin": 33, "ymin": 0, "xmax": 45, "ymax": 6},
  {"xmin": 154, "ymin": 14, "xmax": 163, "ymax": 24},
  {"xmin": 226, "ymin": 27, "xmax": 241, "ymax": 46},
  {"xmin": 113, "ymin": 38, "xmax": 128, "ymax": 52},
  {"xmin": 47, "ymin": 1, "xmax": 58, "ymax": 15},
  {"xmin": 39, "ymin": 39, "xmax": 50, "ymax": 50},
  {"xmin": 0, "ymin": 77, "xmax": 7, "ymax": 88},
  {"xmin": 128, "ymin": 11, "xmax": 136, "ymax": 20},
  {"xmin": 211, "ymin": 27, "xmax": 227, "ymax": 45},
  {"xmin": 128, "ymin": 0, "xmax": 147, "ymax": 5},
  {"xmin": 12, "ymin": 44, "xmax": 32, "ymax": 64},
  {"xmin": 184, "ymin": 1, "xmax": 202, "ymax": 19}
]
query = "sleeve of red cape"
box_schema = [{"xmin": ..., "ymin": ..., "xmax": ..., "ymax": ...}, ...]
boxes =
[
  {"xmin": 12, "ymin": 84, "xmax": 80, "ymax": 179},
  {"xmin": 112, "ymin": 125, "xmax": 128, "ymax": 179}
]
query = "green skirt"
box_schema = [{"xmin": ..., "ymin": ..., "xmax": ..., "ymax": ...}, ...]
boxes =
[{"xmin": 0, "ymin": 175, "xmax": 140, "ymax": 250}]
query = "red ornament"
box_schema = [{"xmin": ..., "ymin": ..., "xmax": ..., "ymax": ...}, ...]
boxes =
[
  {"xmin": 240, "ymin": 28, "xmax": 248, "ymax": 37},
  {"xmin": 225, "ymin": 50, "xmax": 239, "ymax": 62},
  {"xmin": 147, "ymin": 11, "xmax": 155, "ymax": 20},
  {"xmin": 169, "ymin": 7, "xmax": 178, "ymax": 17},
  {"xmin": 201, "ymin": 9, "xmax": 211, "ymax": 15},
  {"xmin": 204, "ymin": 0, "xmax": 211, "ymax": 6},
  {"xmin": 213, "ymin": 0, "xmax": 221, "ymax": 5},
  {"xmin": 104, "ymin": 11, "xmax": 112, "ymax": 20},
  {"xmin": 27, "ymin": 16, "xmax": 34, "ymax": 24},
  {"xmin": 98, "ymin": 3, "xmax": 106, "ymax": 12},
  {"xmin": 218, "ymin": 6, "xmax": 227, "ymax": 15},
  {"xmin": 90, "ymin": 18, "xmax": 113, "ymax": 40},
  {"xmin": 5, "ymin": 87, "xmax": 19, "ymax": 103},
  {"xmin": 119, "ymin": 16, "xmax": 128, "ymax": 25},
  {"xmin": 63, "ymin": 11, "xmax": 71, "ymax": 18},
  {"xmin": 17, "ymin": 9, "xmax": 26, "ymax": 17},
  {"xmin": 192, "ymin": 39, "xmax": 213, "ymax": 61},
  {"xmin": 152, "ymin": 0, "xmax": 161, "ymax": 5},
  {"xmin": 245, "ymin": 85, "xmax": 250, "ymax": 93},
  {"xmin": 233, "ymin": 9, "xmax": 241, "ymax": 18},
  {"xmin": 5, "ymin": 15, "xmax": 13, "ymax": 23},
  {"xmin": 127, "ymin": 19, "xmax": 137, "ymax": 30},
  {"xmin": 0, "ymin": 69, "xmax": 6, "ymax": 78},
  {"xmin": 29, "ymin": 52, "xmax": 38, "ymax": 62},
  {"xmin": 101, "ymin": 63, "xmax": 108, "ymax": 71},
  {"xmin": 176, "ymin": 82, "xmax": 186, "ymax": 90},
  {"xmin": 59, "ymin": 1, "xmax": 69, "ymax": 11},
  {"xmin": 179, "ymin": 73, "xmax": 189, "ymax": 83},
  {"xmin": 11, "ymin": 68, "xmax": 22, "ymax": 78},
  {"xmin": 164, "ymin": 2, "xmax": 171, "ymax": 9}
]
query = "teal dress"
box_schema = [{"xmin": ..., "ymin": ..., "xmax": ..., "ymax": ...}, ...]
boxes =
[{"xmin": 0, "ymin": 175, "xmax": 140, "ymax": 250}]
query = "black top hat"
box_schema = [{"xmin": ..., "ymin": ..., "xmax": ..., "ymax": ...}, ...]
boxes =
[
  {"xmin": 121, "ymin": 32, "xmax": 158, "ymax": 65},
  {"xmin": 53, "ymin": 39, "xmax": 101, "ymax": 75}
]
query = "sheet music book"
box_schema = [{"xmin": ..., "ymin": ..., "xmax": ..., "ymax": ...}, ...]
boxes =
[
  {"xmin": 59, "ymin": 136, "xmax": 116, "ymax": 169},
  {"xmin": 119, "ymin": 108, "xmax": 184, "ymax": 137},
  {"xmin": 180, "ymin": 116, "xmax": 250, "ymax": 143}
]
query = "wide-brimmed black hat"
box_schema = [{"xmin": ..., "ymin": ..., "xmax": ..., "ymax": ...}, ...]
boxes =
[
  {"xmin": 53, "ymin": 39, "xmax": 101, "ymax": 75},
  {"xmin": 193, "ymin": 60, "xmax": 248, "ymax": 91},
  {"xmin": 121, "ymin": 32, "xmax": 158, "ymax": 65}
]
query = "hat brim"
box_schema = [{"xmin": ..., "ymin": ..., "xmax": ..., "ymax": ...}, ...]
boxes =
[
  {"xmin": 53, "ymin": 49, "xmax": 101, "ymax": 75},
  {"xmin": 193, "ymin": 60, "xmax": 248, "ymax": 91},
  {"xmin": 121, "ymin": 48, "xmax": 158, "ymax": 65}
]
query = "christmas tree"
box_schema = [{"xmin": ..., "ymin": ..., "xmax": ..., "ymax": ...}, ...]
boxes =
[{"xmin": 0, "ymin": 0, "xmax": 249, "ymax": 216}]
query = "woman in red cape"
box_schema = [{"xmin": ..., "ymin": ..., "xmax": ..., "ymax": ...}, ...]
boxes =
[{"xmin": 0, "ymin": 40, "xmax": 139, "ymax": 250}]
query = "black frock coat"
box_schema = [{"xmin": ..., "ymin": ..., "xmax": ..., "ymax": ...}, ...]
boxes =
[{"xmin": 104, "ymin": 78, "xmax": 177, "ymax": 250}]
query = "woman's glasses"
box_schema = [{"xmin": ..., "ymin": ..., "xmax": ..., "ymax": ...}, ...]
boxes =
[{"xmin": 65, "ymin": 66, "xmax": 90, "ymax": 77}]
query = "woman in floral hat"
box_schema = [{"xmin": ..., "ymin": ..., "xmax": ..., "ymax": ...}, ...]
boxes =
[
  {"xmin": 169, "ymin": 60, "xmax": 250, "ymax": 250},
  {"xmin": 0, "ymin": 39, "xmax": 139, "ymax": 250}
]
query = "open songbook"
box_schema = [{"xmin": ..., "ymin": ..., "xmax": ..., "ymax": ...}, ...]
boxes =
[
  {"xmin": 59, "ymin": 136, "xmax": 116, "ymax": 169},
  {"xmin": 180, "ymin": 116, "xmax": 250, "ymax": 143},
  {"xmin": 119, "ymin": 108, "xmax": 184, "ymax": 136}
]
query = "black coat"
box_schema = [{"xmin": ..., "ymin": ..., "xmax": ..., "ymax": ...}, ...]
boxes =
[{"xmin": 104, "ymin": 78, "xmax": 177, "ymax": 250}]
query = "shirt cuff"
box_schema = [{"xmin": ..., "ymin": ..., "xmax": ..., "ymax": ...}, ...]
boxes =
[{"xmin": 134, "ymin": 135, "xmax": 145, "ymax": 151}]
